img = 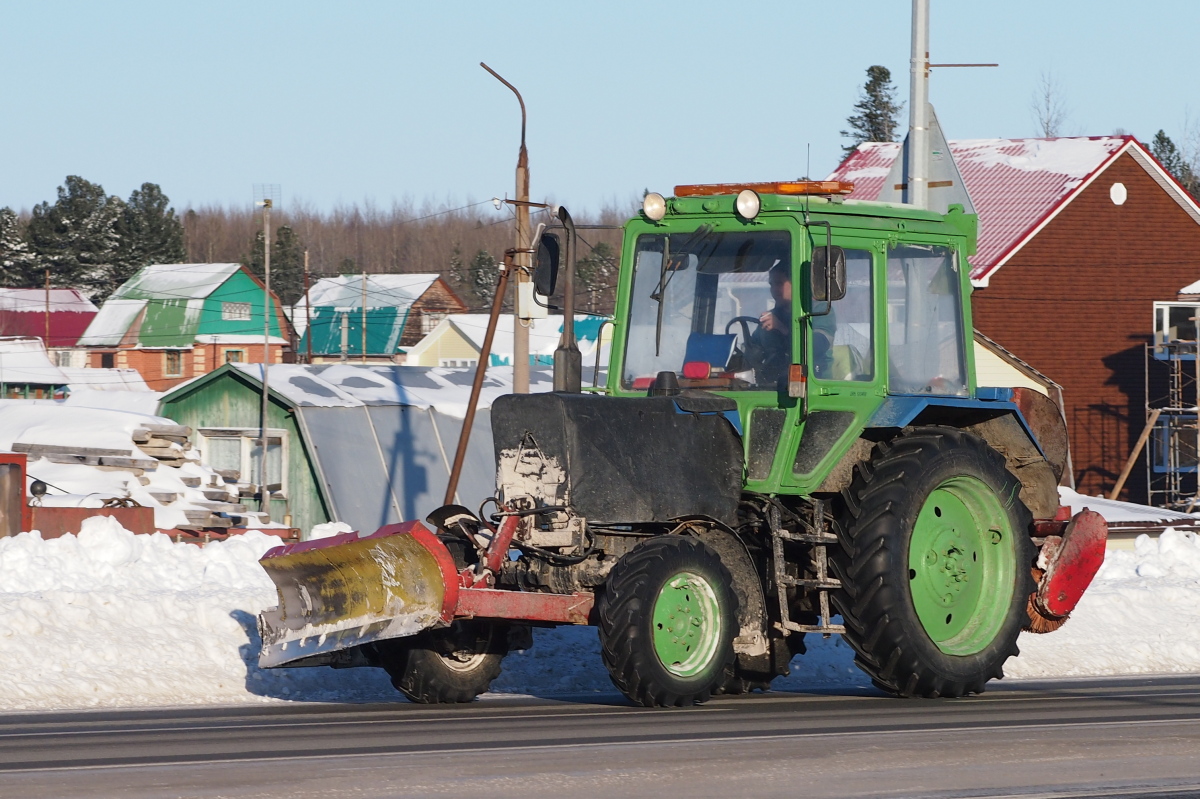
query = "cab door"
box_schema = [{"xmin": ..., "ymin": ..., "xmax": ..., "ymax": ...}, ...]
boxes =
[{"xmin": 781, "ymin": 236, "xmax": 887, "ymax": 494}]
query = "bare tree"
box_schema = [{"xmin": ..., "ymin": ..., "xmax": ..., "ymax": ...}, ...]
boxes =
[{"xmin": 1031, "ymin": 71, "xmax": 1068, "ymax": 138}]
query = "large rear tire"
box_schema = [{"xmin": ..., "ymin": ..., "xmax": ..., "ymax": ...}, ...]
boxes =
[
  {"xmin": 378, "ymin": 620, "xmax": 506, "ymax": 704},
  {"xmin": 598, "ymin": 535, "xmax": 738, "ymax": 707},
  {"xmin": 832, "ymin": 427, "xmax": 1035, "ymax": 698}
]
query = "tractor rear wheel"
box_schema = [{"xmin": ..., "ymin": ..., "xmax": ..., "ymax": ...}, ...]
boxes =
[
  {"xmin": 379, "ymin": 620, "xmax": 507, "ymax": 704},
  {"xmin": 832, "ymin": 427, "xmax": 1035, "ymax": 698},
  {"xmin": 598, "ymin": 535, "xmax": 738, "ymax": 707}
]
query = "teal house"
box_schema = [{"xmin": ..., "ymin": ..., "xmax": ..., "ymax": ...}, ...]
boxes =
[{"xmin": 78, "ymin": 263, "xmax": 290, "ymax": 390}]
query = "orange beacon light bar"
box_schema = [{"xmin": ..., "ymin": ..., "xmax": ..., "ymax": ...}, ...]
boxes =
[{"xmin": 674, "ymin": 181, "xmax": 855, "ymax": 197}]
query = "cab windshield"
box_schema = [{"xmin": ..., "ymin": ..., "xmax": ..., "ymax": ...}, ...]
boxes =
[{"xmin": 622, "ymin": 229, "xmax": 791, "ymax": 391}]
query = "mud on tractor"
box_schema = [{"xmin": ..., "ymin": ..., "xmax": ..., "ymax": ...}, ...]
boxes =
[{"xmin": 257, "ymin": 181, "xmax": 1107, "ymax": 707}]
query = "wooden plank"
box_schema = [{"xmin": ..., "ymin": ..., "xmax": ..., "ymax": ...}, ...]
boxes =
[
  {"xmin": 142, "ymin": 423, "xmax": 192, "ymax": 437},
  {"xmin": 98, "ymin": 456, "xmax": 161, "ymax": 469},
  {"xmin": 13, "ymin": 442, "xmax": 130, "ymax": 458}
]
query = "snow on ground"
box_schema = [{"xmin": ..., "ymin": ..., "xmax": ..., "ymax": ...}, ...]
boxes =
[{"xmin": 2, "ymin": 518, "xmax": 1200, "ymax": 711}]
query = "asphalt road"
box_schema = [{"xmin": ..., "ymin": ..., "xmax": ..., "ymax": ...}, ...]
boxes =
[{"xmin": 3, "ymin": 675, "xmax": 1200, "ymax": 799}]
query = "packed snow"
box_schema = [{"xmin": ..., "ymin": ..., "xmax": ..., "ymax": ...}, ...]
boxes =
[{"xmin": 0, "ymin": 516, "xmax": 1199, "ymax": 711}]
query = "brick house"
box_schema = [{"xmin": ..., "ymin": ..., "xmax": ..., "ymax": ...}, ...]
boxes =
[
  {"xmin": 831, "ymin": 136, "xmax": 1200, "ymax": 502},
  {"xmin": 291, "ymin": 274, "xmax": 466, "ymax": 363},
  {"xmin": 78, "ymin": 263, "xmax": 290, "ymax": 390}
]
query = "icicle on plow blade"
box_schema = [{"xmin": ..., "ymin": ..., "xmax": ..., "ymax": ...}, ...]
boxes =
[{"xmin": 256, "ymin": 522, "xmax": 459, "ymax": 668}]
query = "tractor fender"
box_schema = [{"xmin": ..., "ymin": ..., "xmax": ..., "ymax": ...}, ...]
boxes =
[
  {"xmin": 673, "ymin": 517, "xmax": 771, "ymax": 664},
  {"xmin": 864, "ymin": 389, "xmax": 1066, "ymax": 520}
]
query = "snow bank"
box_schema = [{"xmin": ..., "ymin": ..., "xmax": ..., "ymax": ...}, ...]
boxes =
[{"xmin": 2, "ymin": 521, "xmax": 1200, "ymax": 711}]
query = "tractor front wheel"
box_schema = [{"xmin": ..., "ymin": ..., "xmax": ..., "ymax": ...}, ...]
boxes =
[
  {"xmin": 832, "ymin": 427, "xmax": 1035, "ymax": 698},
  {"xmin": 598, "ymin": 535, "xmax": 738, "ymax": 707},
  {"xmin": 378, "ymin": 620, "xmax": 507, "ymax": 704}
]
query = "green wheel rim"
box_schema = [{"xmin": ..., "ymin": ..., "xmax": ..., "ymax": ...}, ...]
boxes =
[
  {"xmin": 908, "ymin": 475, "xmax": 1017, "ymax": 656},
  {"xmin": 651, "ymin": 571, "xmax": 722, "ymax": 677}
]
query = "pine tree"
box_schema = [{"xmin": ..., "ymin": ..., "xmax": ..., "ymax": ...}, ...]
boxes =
[
  {"xmin": 244, "ymin": 225, "xmax": 307, "ymax": 307},
  {"xmin": 0, "ymin": 208, "xmax": 37, "ymax": 287},
  {"xmin": 841, "ymin": 66, "xmax": 903, "ymax": 156},
  {"xmin": 469, "ymin": 249, "xmax": 499, "ymax": 306},
  {"xmin": 26, "ymin": 176, "xmax": 123, "ymax": 298},
  {"xmin": 114, "ymin": 182, "xmax": 185, "ymax": 284},
  {"xmin": 1151, "ymin": 130, "xmax": 1200, "ymax": 198}
]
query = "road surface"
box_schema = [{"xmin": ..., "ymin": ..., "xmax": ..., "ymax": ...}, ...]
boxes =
[{"xmin": 2, "ymin": 675, "xmax": 1200, "ymax": 798}]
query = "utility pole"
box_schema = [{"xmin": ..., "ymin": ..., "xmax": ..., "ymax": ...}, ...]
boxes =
[
  {"xmin": 361, "ymin": 272, "xmax": 368, "ymax": 364},
  {"xmin": 340, "ymin": 312, "xmax": 349, "ymax": 362},
  {"xmin": 482, "ymin": 62, "xmax": 530, "ymax": 393},
  {"xmin": 907, "ymin": 0, "xmax": 930, "ymax": 210},
  {"xmin": 258, "ymin": 198, "xmax": 272, "ymax": 514},
  {"xmin": 303, "ymin": 250, "xmax": 312, "ymax": 364}
]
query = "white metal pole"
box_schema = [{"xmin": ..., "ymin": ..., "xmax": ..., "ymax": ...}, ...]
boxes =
[
  {"xmin": 908, "ymin": 0, "xmax": 930, "ymax": 210},
  {"xmin": 259, "ymin": 199, "xmax": 272, "ymax": 514}
]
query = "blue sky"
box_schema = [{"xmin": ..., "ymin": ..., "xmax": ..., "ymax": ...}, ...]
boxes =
[{"xmin": 1, "ymin": 1, "xmax": 1196, "ymax": 216}]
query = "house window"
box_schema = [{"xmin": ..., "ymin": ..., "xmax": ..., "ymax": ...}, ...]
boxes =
[
  {"xmin": 197, "ymin": 427, "xmax": 289, "ymax": 498},
  {"xmin": 421, "ymin": 311, "xmax": 447, "ymax": 335},
  {"xmin": 224, "ymin": 349, "xmax": 244, "ymax": 363},
  {"xmin": 438, "ymin": 358, "xmax": 477, "ymax": 368},
  {"xmin": 100, "ymin": 352, "xmax": 115, "ymax": 369},
  {"xmin": 164, "ymin": 351, "xmax": 183, "ymax": 377},
  {"xmin": 52, "ymin": 350, "xmax": 73, "ymax": 367},
  {"xmin": 222, "ymin": 302, "xmax": 252, "ymax": 321}
]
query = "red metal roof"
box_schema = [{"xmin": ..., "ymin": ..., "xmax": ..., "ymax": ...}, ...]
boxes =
[
  {"xmin": 0, "ymin": 288, "xmax": 98, "ymax": 347},
  {"xmin": 828, "ymin": 136, "xmax": 1135, "ymax": 282}
]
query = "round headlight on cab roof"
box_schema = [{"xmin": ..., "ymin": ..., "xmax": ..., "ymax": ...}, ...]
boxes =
[
  {"xmin": 643, "ymin": 192, "xmax": 667, "ymax": 222},
  {"xmin": 735, "ymin": 189, "xmax": 761, "ymax": 220}
]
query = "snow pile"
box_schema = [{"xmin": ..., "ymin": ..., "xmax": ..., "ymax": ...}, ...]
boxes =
[
  {"xmin": 0, "ymin": 518, "xmax": 396, "ymax": 710},
  {"xmin": 1007, "ymin": 528, "xmax": 1200, "ymax": 678},
  {"xmin": 2, "ymin": 520, "xmax": 1200, "ymax": 711}
]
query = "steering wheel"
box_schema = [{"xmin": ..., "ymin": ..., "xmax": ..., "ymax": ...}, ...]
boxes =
[{"xmin": 724, "ymin": 316, "xmax": 764, "ymax": 372}]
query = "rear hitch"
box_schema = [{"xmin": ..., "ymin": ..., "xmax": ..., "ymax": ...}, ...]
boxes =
[{"xmin": 1025, "ymin": 508, "xmax": 1107, "ymax": 633}]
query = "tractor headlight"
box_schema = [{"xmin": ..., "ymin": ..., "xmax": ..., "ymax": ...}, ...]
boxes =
[
  {"xmin": 643, "ymin": 192, "xmax": 667, "ymax": 222},
  {"xmin": 735, "ymin": 189, "xmax": 761, "ymax": 220}
]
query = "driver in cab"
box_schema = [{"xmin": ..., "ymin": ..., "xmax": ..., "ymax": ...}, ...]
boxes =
[{"xmin": 753, "ymin": 261, "xmax": 792, "ymax": 385}]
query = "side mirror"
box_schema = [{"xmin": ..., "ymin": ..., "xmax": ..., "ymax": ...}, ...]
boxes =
[
  {"xmin": 534, "ymin": 233, "xmax": 560, "ymax": 297},
  {"xmin": 811, "ymin": 245, "xmax": 847, "ymax": 303}
]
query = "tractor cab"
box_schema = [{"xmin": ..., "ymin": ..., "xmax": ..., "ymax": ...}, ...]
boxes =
[{"xmin": 608, "ymin": 181, "xmax": 979, "ymax": 493}]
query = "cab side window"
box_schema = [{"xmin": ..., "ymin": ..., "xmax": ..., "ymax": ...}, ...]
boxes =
[
  {"xmin": 886, "ymin": 244, "xmax": 967, "ymax": 396},
  {"xmin": 812, "ymin": 249, "xmax": 874, "ymax": 382}
]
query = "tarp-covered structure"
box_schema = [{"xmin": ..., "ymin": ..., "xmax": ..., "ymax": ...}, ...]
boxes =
[{"xmin": 158, "ymin": 362, "xmax": 555, "ymax": 535}]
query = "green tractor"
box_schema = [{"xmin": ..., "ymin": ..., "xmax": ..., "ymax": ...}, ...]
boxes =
[{"xmin": 257, "ymin": 180, "xmax": 1106, "ymax": 707}]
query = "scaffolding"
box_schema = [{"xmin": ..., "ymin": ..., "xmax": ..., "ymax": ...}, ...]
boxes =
[{"xmin": 1145, "ymin": 331, "xmax": 1200, "ymax": 511}]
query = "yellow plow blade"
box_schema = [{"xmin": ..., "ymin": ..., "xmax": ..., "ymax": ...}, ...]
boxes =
[{"xmin": 256, "ymin": 522, "xmax": 455, "ymax": 668}]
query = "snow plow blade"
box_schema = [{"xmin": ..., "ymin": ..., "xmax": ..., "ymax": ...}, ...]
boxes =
[
  {"xmin": 1026, "ymin": 508, "xmax": 1108, "ymax": 633},
  {"xmin": 256, "ymin": 521, "xmax": 458, "ymax": 668}
]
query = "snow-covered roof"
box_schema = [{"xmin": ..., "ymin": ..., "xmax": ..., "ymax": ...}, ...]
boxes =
[
  {"xmin": 0, "ymin": 337, "xmax": 68, "ymax": 385},
  {"xmin": 828, "ymin": 136, "xmax": 1200, "ymax": 285},
  {"xmin": 193, "ymin": 334, "xmax": 289, "ymax": 345},
  {"xmin": 77, "ymin": 299, "xmax": 148, "ymax": 347},
  {"xmin": 165, "ymin": 362, "xmax": 554, "ymax": 418},
  {"xmin": 59, "ymin": 367, "xmax": 149, "ymax": 391},
  {"xmin": 1059, "ymin": 487, "xmax": 1200, "ymax": 526},
  {"xmin": 290, "ymin": 274, "xmax": 443, "ymax": 340},
  {"xmin": 111, "ymin": 263, "xmax": 243, "ymax": 301},
  {"xmin": 0, "ymin": 289, "xmax": 97, "ymax": 314},
  {"xmin": 409, "ymin": 314, "xmax": 608, "ymax": 364}
]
